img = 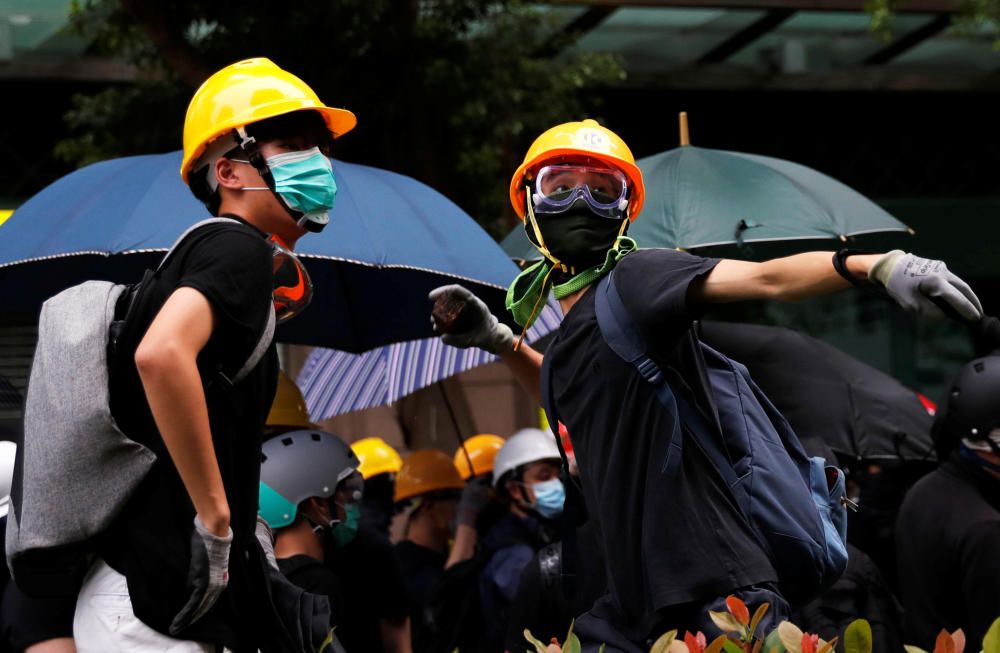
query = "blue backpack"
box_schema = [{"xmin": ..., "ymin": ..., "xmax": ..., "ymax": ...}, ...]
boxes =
[{"xmin": 543, "ymin": 271, "xmax": 849, "ymax": 603}]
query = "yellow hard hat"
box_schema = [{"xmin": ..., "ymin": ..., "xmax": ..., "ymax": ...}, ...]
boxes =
[
  {"xmin": 351, "ymin": 437, "xmax": 403, "ymax": 480},
  {"xmin": 453, "ymin": 434, "xmax": 505, "ymax": 481},
  {"xmin": 267, "ymin": 371, "xmax": 313, "ymax": 429},
  {"xmin": 394, "ymin": 450, "xmax": 465, "ymax": 503},
  {"xmin": 509, "ymin": 119, "xmax": 644, "ymax": 222},
  {"xmin": 180, "ymin": 57, "xmax": 357, "ymax": 183}
]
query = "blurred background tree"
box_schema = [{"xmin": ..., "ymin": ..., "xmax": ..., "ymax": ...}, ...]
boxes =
[
  {"xmin": 54, "ymin": 0, "xmax": 624, "ymax": 236},
  {"xmin": 866, "ymin": 0, "xmax": 999, "ymax": 45}
]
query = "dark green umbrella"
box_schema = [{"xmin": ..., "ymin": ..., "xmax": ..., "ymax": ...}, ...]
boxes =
[{"xmin": 502, "ymin": 143, "xmax": 912, "ymax": 262}]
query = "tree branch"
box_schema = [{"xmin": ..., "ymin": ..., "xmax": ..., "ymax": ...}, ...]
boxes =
[{"xmin": 120, "ymin": 0, "xmax": 212, "ymax": 88}]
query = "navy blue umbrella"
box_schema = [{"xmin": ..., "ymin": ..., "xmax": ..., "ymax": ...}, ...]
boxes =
[{"xmin": 0, "ymin": 152, "xmax": 518, "ymax": 352}]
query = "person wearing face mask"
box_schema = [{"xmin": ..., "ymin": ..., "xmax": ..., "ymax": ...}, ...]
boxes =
[
  {"xmin": 260, "ymin": 428, "xmax": 411, "ymax": 653},
  {"xmin": 71, "ymin": 58, "xmax": 352, "ymax": 653},
  {"xmin": 430, "ymin": 119, "xmax": 984, "ymax": 652},
  {"xmin": 896, "ymin": 355, "xmax": 1000, "ymax": 650},
  {"xmin": 478, "ymin": 429, "xmax": 564, "ymax": 653}
]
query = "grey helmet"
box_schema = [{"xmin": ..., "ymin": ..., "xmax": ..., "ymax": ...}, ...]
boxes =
[{"xmin": 259, "ymin": 429, "xmax": 360, "ymax": 528}]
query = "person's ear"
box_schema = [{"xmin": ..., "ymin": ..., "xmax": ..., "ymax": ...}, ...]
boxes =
[
  {"xmin": 301, "ymin": 496, "xmax": 329, "ymax": 523},
  {"xmin": 506, "ymin": 480, "xmax": 525, "ymax": 503},
  {"xmin": 215, "ymin": 157, "xmax": 245, "ymax": 191}
]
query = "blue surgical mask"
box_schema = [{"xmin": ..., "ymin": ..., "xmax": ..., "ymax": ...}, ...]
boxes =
[
  {"xmin": 530, "ymin": 479, "xmax": 565, "ymax": 519},
  {"xmin": 331, "ymin": 502, "xmax": 361, "ymax": 548},
  {"xmin": 242, "ymin": 147, "xmax": 337, "ymax": 232}
]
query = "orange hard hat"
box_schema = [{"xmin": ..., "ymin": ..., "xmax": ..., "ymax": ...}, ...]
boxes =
[
  {"xmin": 394, "ymin": 450, "xmax": 465, "ymax": 503},
  {"xmin": 453, "ymin": 434, "xmax": 505, "ymax": 480},
  {"xmin": 509, "ymin": 119, "xmax": 644, "ymax": 222}
]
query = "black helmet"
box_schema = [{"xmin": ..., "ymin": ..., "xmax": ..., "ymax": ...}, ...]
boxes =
[{"xmin": 932, "ymin": 355, "xmax": 1000, "ymax": 458}]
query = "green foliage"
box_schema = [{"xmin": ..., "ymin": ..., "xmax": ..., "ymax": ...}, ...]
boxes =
[
  {"xmin": 984, "ymin": 617, "xmax": 1000, "ymax": 653},
  {"xmin": 865, "ymin": 0, "xmax": 1000, "ymax": 47},
  {"xmin": 58, "ymin": 0, "xmax": 624, "ymax": 236},
  {"xmin": 844, "ymin": 619, "xmax": 873, "ymax": 653}
]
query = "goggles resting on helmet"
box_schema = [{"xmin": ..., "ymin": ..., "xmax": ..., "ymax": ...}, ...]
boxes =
[
  {"xmin": 269, "ymin": 235, "xmax": 313, "ymax": 323},
  {"xmin": 531, "ymin": 164, "xmax": 629, "ymax": 220}
]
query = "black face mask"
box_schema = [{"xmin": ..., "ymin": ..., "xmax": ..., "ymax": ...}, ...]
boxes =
[{"xmin": 527, "ymin": 201, "xmax": 627, "ymax": 270}]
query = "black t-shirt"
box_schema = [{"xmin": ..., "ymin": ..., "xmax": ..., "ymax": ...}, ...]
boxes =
[
  {"xmin": 545, "ymin": 249, "xmax": 776, "ymax": 625},
  {"xmin": 278, "ymin": 554, "xmax": 345, "ymax": 626},
  {"xmin": 101, "ymin": 219, "xmax": 279, "ymax": 649},
  {"xmin": 896, "ymin": 455, "xmax": 1000, "ymax": 649},
  {"xmin": 0, "ymin": 516, "xmax": 75, "ymax": 653},
  {"xmin": 326, "ymin": 527, "xmax": 410, "ymax": 653},
  {"xmin": 395, "ymin": 539, "xmax": 447, "ymax": 612}
]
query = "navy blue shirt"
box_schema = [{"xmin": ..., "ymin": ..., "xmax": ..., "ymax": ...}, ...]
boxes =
[
  {"xmin": 479, "ymin": 513, "xmax": 548, "ymax": 651},
  {"xmin": 545, "ymin": 249, "xmax": 777, "ymax": 625}
]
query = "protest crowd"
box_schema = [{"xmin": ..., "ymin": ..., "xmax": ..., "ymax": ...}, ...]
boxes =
[{"xmin": 0, "ymin": 56, "xmax": 998, "ymax": 653}]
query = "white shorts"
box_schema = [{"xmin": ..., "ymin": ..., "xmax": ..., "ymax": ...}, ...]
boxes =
[{"xmin": 74, "ymin": 559, "xmax": 215, "ymax": 653}]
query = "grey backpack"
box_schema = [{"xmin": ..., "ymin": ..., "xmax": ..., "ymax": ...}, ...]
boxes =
[{"xmin": 7, "ymin": 218, "xmax": 275, "ymax": 596}]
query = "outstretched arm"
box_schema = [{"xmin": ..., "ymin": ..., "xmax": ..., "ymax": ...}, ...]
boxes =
[
  {"xmin": 695, "ymin": 250, "xmax": 982, "ymax": 321},
  {"xmin": 695, "ymin": 252, "xmax": 876, "ymax": 303}
]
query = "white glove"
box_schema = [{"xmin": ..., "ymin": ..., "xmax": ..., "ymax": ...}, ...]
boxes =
[
  {"xmin": 869, "ymin": 250, "xmax": 983, "ymax": 321},
  {"xmin": 429, "ymin": 285, "xmax": 515, "ymax": 354},
  {"xmin": 255, "ymin": 514, "xmax": 279, "ymax": 570}
]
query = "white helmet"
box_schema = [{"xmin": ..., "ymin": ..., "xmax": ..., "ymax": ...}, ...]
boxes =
[
  {"xmin": 492, "ymin": 428, "xmax": 561, "ymax": 488},
  {"xmin": 0, "ymin": 441, "xmax": 16, "ymax": 518}
]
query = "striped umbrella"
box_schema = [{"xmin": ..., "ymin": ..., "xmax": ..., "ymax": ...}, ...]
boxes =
[{"xmin": 298, "ymin": 301, "xmax": 563, "ymax": 421}]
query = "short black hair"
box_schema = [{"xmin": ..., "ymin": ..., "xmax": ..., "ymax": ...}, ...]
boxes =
[
  {"xmin": 245, "ymin": 110, "xmax": 335, "ymax": 154},
  {"xmin": 189, "ymin": 110, "xmax": 334, "ymax": 212}
]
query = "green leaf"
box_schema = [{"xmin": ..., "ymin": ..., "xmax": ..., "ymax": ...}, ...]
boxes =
[
  {"xmin": 711, "ymin": 610, "xmax": 747, "ymax": 634},
  {"xmin": 764, "ymin": 627, "xmax": 786, "ymax": 653},
  {"xmin": 749, "ymin": 603, "xmax": 771, "ymax": 641},
  {"xmin": 706, "ymin": 635, "xmax": 731, "ymax": 653},
  {"xmin": 524, "ymin": 629, "xmax": 550, "ymax": 653},
  {"xmin": 777, "ymin": 622, "xmax": 804, "ymax": 653},
  {"xmin": 844, "ymin": 619, "xmax": 873, "ymax": 653},
  {"xmin": 983, "ymin": 617, "xmax": 1000, "ymax": 653},
  {"xmin": 650, "ymin": 630, "xmax": 678, "ymax": 653},
  {"xmin": 723, "ymin": 639, "xmax": 746, "ymax": 653},
  {"xmin": 599, "ymin": 645, "xmax": 606, "ymax": 653},
  {"xmin": 563, "ymin": 633, "xmax": 582, "ymax": 653},
  {"xmin": 904, "ymin": 646, "xmax": 930, "ymax": 653}
]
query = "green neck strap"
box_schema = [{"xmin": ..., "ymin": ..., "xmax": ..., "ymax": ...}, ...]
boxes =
[{"xmin": 506, "ymin": 236, "xmax": 637, "ymax": 328}]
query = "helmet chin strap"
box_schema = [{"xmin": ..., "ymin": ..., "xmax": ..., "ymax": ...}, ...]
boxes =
[
  {"xmin": 233, "ymin": 127, "xmax": 326, "ymax": 233},
  {"xmin": 525, "ymin": 186, "xmax": 574, "ymax": 276}
]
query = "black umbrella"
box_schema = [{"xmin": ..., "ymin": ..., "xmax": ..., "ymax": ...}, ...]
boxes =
[
  {"xmin": 699, "ymin": 322, "xmax": 934, "ymax": 463},
  {"xmin": 0, "ymin": 375, "xmax": 22, "ymax": 442}
]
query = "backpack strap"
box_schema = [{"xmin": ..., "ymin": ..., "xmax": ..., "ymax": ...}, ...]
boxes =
[
  {"xmin": 593, "ymin": 272, "xmax": 683, "ymax": 476},
  {"xmin": 155, "ymin": 217, "xmax": 243, "ymax": 271},
  {"xmin": 540, "ymin": 353, "xmax": 581, "ymax": 493},
  {"xmin": 136, "ymin": 217, "xmax": 274, "ymax": 386}
]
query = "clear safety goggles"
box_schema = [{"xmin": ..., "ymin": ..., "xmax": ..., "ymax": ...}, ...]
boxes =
[
  {"xmin": 269, "ymin": 235, "xmax": 313, "ymax": 324},
  {"xmin": 337, "ymin": 470, "xmax": 365, "ymax": 504},
  {"xmin": 531, "ymin": 164, "xmax": 629, "ymax": 219}
]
